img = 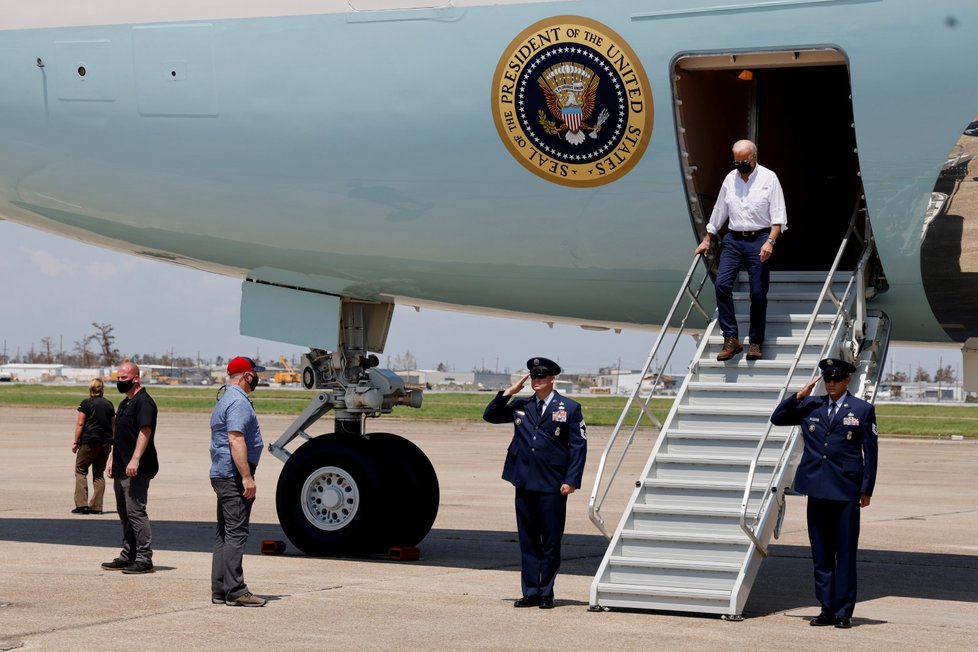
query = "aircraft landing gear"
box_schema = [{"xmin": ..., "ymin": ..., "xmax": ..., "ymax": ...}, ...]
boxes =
[{"xmin": 267, "ymin": 299, "xmax": 433, "ymax": 557}]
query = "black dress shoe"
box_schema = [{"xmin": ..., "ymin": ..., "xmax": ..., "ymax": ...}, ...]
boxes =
[
  {"xmin": 513, "ymin": 596, "xmax": 541, "ymax": 608},
  {"xmin": 71, "ymin": 506, "xmax": 89, "ymax": 514},
  {"xmin": 835, "ymin": 616, "xmax": 852, "ymax": 629},
  {"xmin": 809, "ymin": 612, "xmax": 834, "ymax": 626},
  {"xmin": 539, "ymin": 597, "xmax": 555, "ymax": 609}
]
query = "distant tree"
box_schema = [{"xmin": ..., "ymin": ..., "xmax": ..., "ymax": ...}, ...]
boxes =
[
  {"xmin": 39, "ymin": 336, "xmax": 55, "ymax": 363},
  {"xmin": 885, "ymin": 371, "xmax": 909, "ymax": 383},
  {"xmin": 390, "ymin": 350, "xmax": 417, "ymax": 371},
  {"xmin": 215, "ymin": 355, "xmax": 225, "ymax": 368},
  {"xmin": 935, "ymin": 365, "xmax": 957, "ymax": 383},
  {"xmin": 92, "ymin": 322, "xmax": 119, "ymax": 366},
  {"xmin": 436, "ymin": 361, "xmax": 448, "ymax": 372},
  {"xmin": 74, "ymin": 335, "xmax": 96, "ymax": 367},
  {"xmin": 914, "ymin": 366, "xmax": 931, "ymax": 383}
]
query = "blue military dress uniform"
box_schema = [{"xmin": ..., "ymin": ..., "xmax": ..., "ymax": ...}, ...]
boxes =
[
  {"xmin": 771, "ymin": 378, "xmax": 878, "ymax": 620},
  {"xmin": 484, "ymin": 385, "xmax": 587, "ymax": 603}
]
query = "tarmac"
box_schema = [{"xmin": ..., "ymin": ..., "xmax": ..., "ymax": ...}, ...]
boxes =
[{"xmin": 0, "ymin": 406, "xmax": 976, "ymax": 651}]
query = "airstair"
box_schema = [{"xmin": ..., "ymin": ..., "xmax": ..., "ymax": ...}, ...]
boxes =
[{"xmin": 587, "ymin": 220, "xmax": 890, "ymax": 618}]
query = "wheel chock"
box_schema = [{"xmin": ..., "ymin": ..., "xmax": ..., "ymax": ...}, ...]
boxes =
[
  {"xmin": 261, "ymin": 539, "xmax": 286, "ymax": 555},
  {"xmin": 388, "ymin": 546, "xmax": 420, "ymax": 561}
]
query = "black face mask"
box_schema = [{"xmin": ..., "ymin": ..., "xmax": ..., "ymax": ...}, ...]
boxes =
[
  {"xmin": 734, "ymin": 160, "xmax": 753, "ymax": 174},
  {"xmin": 247, "ymin": 374, "xmax": 259, "ymax": 392},
  {"xmin": 116, "ymin": 379, "xmax": 134, "ymax": 394}
]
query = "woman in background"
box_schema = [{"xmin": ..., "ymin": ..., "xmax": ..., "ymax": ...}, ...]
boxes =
[{"xmin": 72, "ymin": 378, "xmax": 114, "ymax": 514}]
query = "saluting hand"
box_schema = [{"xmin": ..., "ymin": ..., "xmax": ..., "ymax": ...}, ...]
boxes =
[
  {"xmin": 503, "ymin": 374, "xmax": 529, "ymax": 397},
  {"xmin": 796, "ymin": 377, "xmax": 820, "ymax": 400}
]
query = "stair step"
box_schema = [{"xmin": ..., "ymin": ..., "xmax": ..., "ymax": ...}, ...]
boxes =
[
  {"xmin": 665, "ymin": 428, "xmax": 789, "ymax": 440},
  {"xmin": 619, "ymin": 529, "xmax": 750, "ymax": 544},
  {"xmin": 733, "ymin": 290, "xmax": 842, "ymax": 300},
  {"xmin": 655, "ymin": 453, "xmax": 778, "ymax": 465},
  {"xmin": 643, "ymin": 478, "xmax": 771, "ymax": 491},
  {"xmin": 608, "ymin": 556, "xmax": 742, "ymax": 572},
  {"xmin": 734, "ymin": 312, "xmax": 836, "ymax": 323},
  {"xmin": 706, "ymin": 335, "xmax": 829, "ymax": 346},
  {"xmin": 595, "ymin": 582, "xmax": 731, "ymax": 600},
  {"xmin": 675, "ymin": 405, "xmax": 780, "ymax": 417},
  {"xmin": 686, "ymin": 381, "xmax": 792, "ymax": 391},
  {"xmin": 696, "ymin": 357, "xmax": 820, "ymax": 369},
  {"xmin": 631, "ymin": 504, "xmax": 756, "ymax": 518}
]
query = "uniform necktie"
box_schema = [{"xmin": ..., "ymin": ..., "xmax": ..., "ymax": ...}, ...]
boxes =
[
  {"xmin": 828, "ymin": 401, "xmax": 837, "ymax": 421},
  {"xmin": 538, "ymin": 399, "xmax": 545, "ymax": 416}
]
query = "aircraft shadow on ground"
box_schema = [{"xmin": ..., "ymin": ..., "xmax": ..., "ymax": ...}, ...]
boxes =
[{"xmin": 3, "ymin": 519, "xmax": 976, "ymax": 617}]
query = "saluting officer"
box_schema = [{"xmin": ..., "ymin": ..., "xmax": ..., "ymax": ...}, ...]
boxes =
[
  {"xmin": 483, "ymin": 357, "xmax": 587, "ymax": 609},
  {"xmin": 770, "ymin": 358, "xmax": 879, "ymax": 629}
]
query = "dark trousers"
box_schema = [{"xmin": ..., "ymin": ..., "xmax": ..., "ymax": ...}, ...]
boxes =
[
  {"xmin": 514, "ymin": 488, "xmax": 567, "ymax": 599},
  {"xmin": 211, "ymin": 475, "xmax": 255, "ymax": 601},
  {"xmin": 807, "ymin": 497, "xmax": 861, "ymax": 617},
  {"xmin": 715, "ymin": 231, "xmax": 770, "ymax": 344},
  {"xmin": 113, "ymin": 475, "xmax": 153, "ymax": 564},
  {"xmin": 74, "ymin": 442, "xmax": 110, "ymax": 511}
]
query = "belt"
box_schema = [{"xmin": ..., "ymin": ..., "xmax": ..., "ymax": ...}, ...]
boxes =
[{"xmin": 729, "ymin": 228, "xmax": 770, "ymax": 239}]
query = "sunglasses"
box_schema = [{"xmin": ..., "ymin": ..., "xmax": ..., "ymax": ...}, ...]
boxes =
[
  {"xmin": 822, "ymin": 376, "xmax": 847, "ymax": 383},
  {"xmin": 529, "ymin": 373, "xmax": 552, "ymax": 379}
]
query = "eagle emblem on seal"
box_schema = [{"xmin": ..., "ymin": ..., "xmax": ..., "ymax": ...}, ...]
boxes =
[{"xmin": 537, "ymin": 62, "xmax": 609, "ymax": 145}]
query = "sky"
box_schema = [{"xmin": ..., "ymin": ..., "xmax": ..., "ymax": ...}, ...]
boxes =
[{"xmin": 0, "ymin": 219, "xmax": 964, "ymax": 378}]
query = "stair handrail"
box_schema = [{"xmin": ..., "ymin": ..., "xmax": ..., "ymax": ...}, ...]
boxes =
[
  {"xmin": 737, "ymin": 200, "xmax": 874, "ymax": 555},
  {"xmin": 588, "ymin": 252, "xmax": 715, "ymax": 538}
]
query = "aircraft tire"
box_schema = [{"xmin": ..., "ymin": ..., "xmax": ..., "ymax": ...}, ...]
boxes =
[
  {"xmin": 276, "ymin": 433, "xmax": 385, "ymax": 556},
  {"xmin": 366, "ymin": 432, "xmax": 439, "ymax": 547}
]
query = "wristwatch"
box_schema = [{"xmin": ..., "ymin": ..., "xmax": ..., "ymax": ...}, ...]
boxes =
[{"xmin": 767, "ymin": 238, "xmax": 776, "ymax": 245}]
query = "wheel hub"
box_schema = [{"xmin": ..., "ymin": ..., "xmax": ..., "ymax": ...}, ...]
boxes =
[{"xmin": 300, "ymin": 466, "xmax": 360, "ymax": 531}]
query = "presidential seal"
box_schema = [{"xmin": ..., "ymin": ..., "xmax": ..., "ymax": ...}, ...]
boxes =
[{"xmin": 491, "ymin": 16, "xmax": 653, "ymax": 187}]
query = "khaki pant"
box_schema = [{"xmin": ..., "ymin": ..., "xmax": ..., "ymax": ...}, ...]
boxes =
[{"xmin": 74, "ymin": 442, "xmax": 111, "ymax": 511}]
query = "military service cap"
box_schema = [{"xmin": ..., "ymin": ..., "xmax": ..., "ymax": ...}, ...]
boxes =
[
  {"xmin": 527, "ymin": 357, "xmax": 561, "ymax": 378},
  {"xmin": 818, "ymin": 357, "xmax": 856, "ymax": 380}
]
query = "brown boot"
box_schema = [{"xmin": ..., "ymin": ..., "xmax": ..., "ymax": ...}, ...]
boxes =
[
  {"xmin": 716, "ymin": 336, "xmax": 743, "ymax": 361},
  {"xmin": 746, "ymin": 343, "xmax": 763, "ymax": 360}
]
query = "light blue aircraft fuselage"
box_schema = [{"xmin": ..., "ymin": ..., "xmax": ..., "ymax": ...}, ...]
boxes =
[{"xmin": 1, "ymin": 1, "xmax": 977, "ymax": 351}]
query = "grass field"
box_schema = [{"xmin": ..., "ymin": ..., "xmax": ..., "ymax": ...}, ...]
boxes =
[{"xmin": 1, "ymin": 384, "xmax": 976, "ymax": 437}]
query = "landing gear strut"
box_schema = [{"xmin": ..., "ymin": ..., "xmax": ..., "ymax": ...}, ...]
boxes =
[{"xmin": 268, "ymin": 299, "xmax": 434, "ymax": 556}]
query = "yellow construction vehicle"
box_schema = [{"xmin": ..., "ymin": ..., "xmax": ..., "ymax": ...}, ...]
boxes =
[{"xmin": 274, "ymin": 355, "xmax": 301, "ymax": 385}]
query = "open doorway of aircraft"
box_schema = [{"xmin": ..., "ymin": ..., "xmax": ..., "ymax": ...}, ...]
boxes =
[{"xmin": 1, "ymin": 2, "xmax": 977, "ymax": 577}]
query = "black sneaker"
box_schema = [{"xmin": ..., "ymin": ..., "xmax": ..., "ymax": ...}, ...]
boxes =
[
  {"xmin": 121, "ymin": 561, "xmax": 154, "ymax": 574},
  {"xmin": 101, "ymin": 559, "xmax": 131, "ymax": 570}
]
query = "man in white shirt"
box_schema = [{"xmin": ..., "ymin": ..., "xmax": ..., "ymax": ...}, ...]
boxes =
[{"xmin": 694, "ymin": 139, "xmax": 787, "ymax": 361}]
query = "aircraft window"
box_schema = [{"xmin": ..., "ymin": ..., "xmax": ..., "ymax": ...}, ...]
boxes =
[{"xmin": 77, "ymin": 66, "xmax": 86, "ymax": 77}]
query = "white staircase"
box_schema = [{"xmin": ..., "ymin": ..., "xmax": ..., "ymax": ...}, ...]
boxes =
[{"xmin": 588, "ymin": 261, "xmax": 890, "ymax": 617}]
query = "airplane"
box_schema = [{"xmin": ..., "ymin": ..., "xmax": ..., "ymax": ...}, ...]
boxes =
[{"xmin": 2, "ymin": 1, "xmax": 977, "ymax": 565}]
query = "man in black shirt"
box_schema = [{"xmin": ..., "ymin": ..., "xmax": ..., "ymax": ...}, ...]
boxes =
[{"xmin": 101, "ymin": 361, "xmax": 159, "ymax": 574}]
